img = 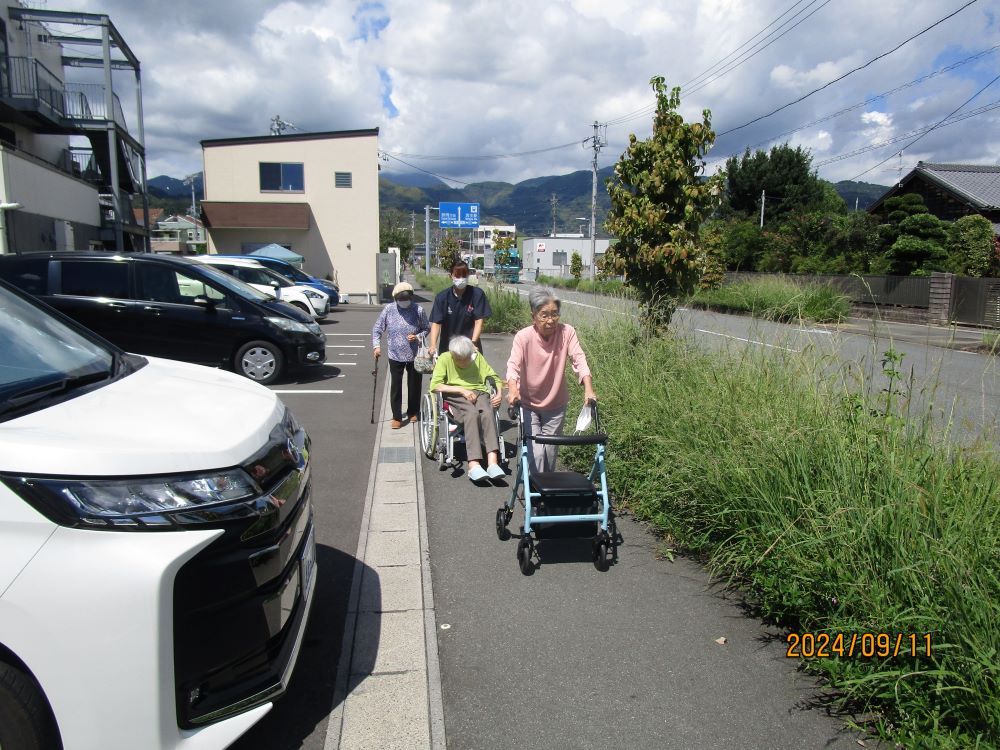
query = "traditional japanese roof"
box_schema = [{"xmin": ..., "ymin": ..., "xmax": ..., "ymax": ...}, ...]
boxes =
[{"xmin": 870, "ymin": 161, "xmax": 1000, "ymax": 212}]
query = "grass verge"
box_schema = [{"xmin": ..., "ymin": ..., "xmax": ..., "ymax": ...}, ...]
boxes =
[
  {"xmin": 562, "ymin": 318, "xmax": 1000, "ymax": 748},
  {"xmin": 689, "ymin": 277, "xmax": 850, "ymax": 323},
  {"xmin": 537, "ymin": 274, "xmax": 633, "ymax": 297}
]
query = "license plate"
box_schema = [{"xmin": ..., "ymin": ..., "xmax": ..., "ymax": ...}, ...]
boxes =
[{"xmin": 299, "ymin": 525, "xmax": 316, "ymax": 595}]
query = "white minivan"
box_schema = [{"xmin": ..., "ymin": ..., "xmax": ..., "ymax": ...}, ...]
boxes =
[
  {"xmin": 0, "ymin": 279, "xmax": 317, "ymax": 749},
  {"xmin": 194, "ymin": 257, "xmax": 330, "ymax": 320}
]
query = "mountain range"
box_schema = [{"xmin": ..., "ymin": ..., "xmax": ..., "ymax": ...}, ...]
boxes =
[{"xmin": 147, "ymin": 170, "xmax": 889, "ymax": 232}]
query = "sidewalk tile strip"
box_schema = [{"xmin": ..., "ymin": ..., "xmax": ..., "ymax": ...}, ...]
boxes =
[
  {"xmin": 351, "ymin": 610, "xmax": 426, "ymax": 675},
  {"xmin": 340, "ymin": 670, "xmax": 429, "ymax": 750},
  {"xmin": 360, "ymin": 565, "xmax": 423, "ymax": 613}
]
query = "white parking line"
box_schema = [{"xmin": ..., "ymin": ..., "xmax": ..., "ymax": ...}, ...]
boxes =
[
  {"xmin": 324, "ymin": 362, "xmax": 357, "ymax": 366},
  {"xmin": 695, "ymin": 328, "xmax": 801, "ymax": 353},
  {"xmin": 324, "ymin": 333, "xmax": 371, "ymax": 336},
  {"xmin": 326, "ymin": 345, "xmax": 365, "ymax": 348},
  {"xmin": 271, "ymin": 389, "xmax": 344, "ymax": 394}
]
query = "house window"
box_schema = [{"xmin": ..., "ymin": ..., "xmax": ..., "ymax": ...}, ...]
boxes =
[
  {"xmin": 552, "ymin": 251, "xmax": 568, "ymax": 266},
  {"xmin": 335, "ymin": 171, "xmax": 352, "ymax": 188},
  {"xmin": 259, "ymin": 162, "xmax": 304, "ymax": 192}
]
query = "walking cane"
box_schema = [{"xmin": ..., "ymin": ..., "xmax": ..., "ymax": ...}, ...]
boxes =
[{"xmin": 370, "ymin": 355, "xmax": 379, "ymax": 424}]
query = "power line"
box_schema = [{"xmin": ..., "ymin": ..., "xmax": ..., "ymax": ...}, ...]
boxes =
[
  {"xmin": 605, "ymin": 0, "xmax": 826, "ymax": 128},
  {"xmin": 382, "ymin": 152, "xmax": 473, "ymax": 186},
  {"xmin": 685, "ymin": 0, "xmax": 833, "ymax": 98},
  {"xmin": 848, "ymin": 69, "xmax": 1000, "ymax": 181},
  {"xmin": 742, "ymin": 43, "xmax": 1000, "ymax": 152},
  {"xmin": 716, "ymin": 0, "xmax": 980, "ymax": 137},
  {"xmin": 814, "ymin": 98, "xmax": 1000, "ymax": 167},
  {"xmin": 681, "ymin": 0, "xmax": 818, "ymax": 89}
]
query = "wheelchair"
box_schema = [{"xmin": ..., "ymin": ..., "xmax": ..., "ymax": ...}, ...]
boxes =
[
  {"xmin": 496, "ymin": 400, "xmax": 616, "ymax": 574},
  {"xmin": 418, "ymin": 378, "xmax": 507, "ymax": 471}
]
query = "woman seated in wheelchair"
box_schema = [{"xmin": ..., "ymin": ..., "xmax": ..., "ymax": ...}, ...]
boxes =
[{"xmin": 429, "ymin": 335, "xmax": 505, "ymax": 483}]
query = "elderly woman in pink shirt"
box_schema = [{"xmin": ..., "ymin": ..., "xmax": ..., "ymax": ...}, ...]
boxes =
[{"xmin": 505, "ymin": 287, "xmax": 597, "ymax": 473}]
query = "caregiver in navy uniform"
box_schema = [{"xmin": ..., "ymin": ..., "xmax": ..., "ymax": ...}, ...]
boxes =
[{"xmin": 427, "ymin": 259, "xmax": 492, "ymax": 355}]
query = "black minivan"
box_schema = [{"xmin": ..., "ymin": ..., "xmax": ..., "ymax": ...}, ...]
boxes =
[{"xmin": 0, "ymin": 252, "xmax": 326, "ymax": 385}]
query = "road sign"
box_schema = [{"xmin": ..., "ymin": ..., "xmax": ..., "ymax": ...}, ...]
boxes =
[{"xmin": 439, "ymin": 202, "xmax": 480, "ymax": 229}]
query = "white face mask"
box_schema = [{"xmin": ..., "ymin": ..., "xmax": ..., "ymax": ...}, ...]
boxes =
[
  {"xmin": 396, "ymin": 299, "xmax": 411, "ymax": 309},
  {"xmin": 452, "ymin": 277, "xmax": 468, "ymax": 289}
]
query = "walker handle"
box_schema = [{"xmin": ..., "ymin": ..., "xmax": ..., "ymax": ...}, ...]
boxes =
[
  {"xmin": 530, "ymin": 433, "xmax": 607, "ymax": 446},
  {"xmin": 508, "ymin": 398, "xmax": 521, "ymax": 420}
]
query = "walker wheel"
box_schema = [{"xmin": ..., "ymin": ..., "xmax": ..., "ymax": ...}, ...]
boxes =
[
  {"xmin": 517, "ymin": 537, "xmax": 534, "ymax": 576},
  {"xmin": 495, "ymin": 507, "xmax": 510, "ymax": 541},
  {"xmin": 593, "ymin": 536, "xmax": 610, "ymax": 572}
]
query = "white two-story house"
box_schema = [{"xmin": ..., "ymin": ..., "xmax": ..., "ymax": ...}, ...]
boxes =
[{"xmin": 200, "ymin": 129, "xmax": 380, "ymax": 298}]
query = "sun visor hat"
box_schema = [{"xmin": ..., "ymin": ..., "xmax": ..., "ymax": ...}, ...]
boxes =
[{"xmin": 392, "ymin": 282, "xmax": 414, "ymax": 298}]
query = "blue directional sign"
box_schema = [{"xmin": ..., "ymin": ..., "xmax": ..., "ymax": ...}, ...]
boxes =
[{"xmin": 439, "ymin": 202, "xmax": 480, "ymax": 229}]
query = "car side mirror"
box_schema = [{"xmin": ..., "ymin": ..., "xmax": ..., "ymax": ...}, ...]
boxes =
[{"xmin": 193, "ymin": 296, "xmax": 216, "ymax": 309}]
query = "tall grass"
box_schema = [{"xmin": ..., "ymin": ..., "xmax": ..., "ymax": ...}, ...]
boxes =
[
  {"xmin": 413, "ymin": 272, "xmax": 529, "ymax": 333},
  {"xmin": 537, "ymin": 274, "xmax": 633, "ymax": 297},
  {"xmin": 564, "ymin": 318, "xmax": 1000, "ymax": 748},
  {"xmin": 689, "ymin": 277, "xmax": 850, "ymax": 323}
]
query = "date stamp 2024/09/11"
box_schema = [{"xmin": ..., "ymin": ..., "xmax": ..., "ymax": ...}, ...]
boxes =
[{"xmin": 786, "ymin": 632, "xmax": 933, "ymax": 659}]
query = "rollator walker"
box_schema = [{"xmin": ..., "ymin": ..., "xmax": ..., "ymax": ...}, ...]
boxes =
[{"xmin": 496, "ymin": 400, "xmax": 616, "ymax": 574}]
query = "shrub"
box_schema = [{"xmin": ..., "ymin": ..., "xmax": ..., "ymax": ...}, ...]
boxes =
[
  {"xmin": 562, "ymin": 319, "xmax": 1000, "ymax": 747},
  {"xmin": 689, "ymin": 277, "xmax": 849, "ymax": 323}
]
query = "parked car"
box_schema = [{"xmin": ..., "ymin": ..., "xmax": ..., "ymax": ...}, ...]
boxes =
[
  {"xmin": 223, "ymin": 254, "xmax": 340, "ymax": 305},
  {"xmin": 0, "ymin": 252, "xmax": 326, "ymax": 385},
  {"xmin": 0, "ymin": 278, "xmax": 317, "ymax": 749},
  {"xmin": 194, "ymin": 256, "xmax": 330, "ymax": 320}
]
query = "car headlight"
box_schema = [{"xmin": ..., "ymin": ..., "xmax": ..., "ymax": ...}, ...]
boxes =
[
  {"xmin": 302, "ymin": 289, "xmax": 324, "ymax": 300},
  {"xmin": 266, "ymin": 316, "xmax": 311, "ymax": 333},
  {"xmin": 1, "ymin": 469, "xmax": 259, "ymax": 529},
  {"xmin": 307, "ymin": 322, "xmax": 323, "ymax": 335}
]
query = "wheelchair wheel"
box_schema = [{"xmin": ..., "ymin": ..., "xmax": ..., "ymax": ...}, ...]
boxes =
[
  {"xmin": 495, "ymin": 506, "xmax": 511, "ymax": 541},
  {"xmin": 592, "ymin": 533, "xmax": 610, "ymax": 572},
  {"xmin": 419, "ymin": 392, "xmax": 438, "ymax": 459}
]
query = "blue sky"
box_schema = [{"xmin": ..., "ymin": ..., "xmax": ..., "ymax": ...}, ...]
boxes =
[{"xmin": 55, "ymin": 0, "xmax": 1000, "ymax": 186}]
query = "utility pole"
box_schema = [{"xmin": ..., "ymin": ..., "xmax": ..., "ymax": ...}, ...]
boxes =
[
  {"xmin": 550, "ymin": 193, "xmax": 559, "ymax": 236},
  {"xmin": 425, "ymin": 205, "xmax": 431, "ymax": 276},
  {"xmin": 589, "ymin": 120, "xmax": 605, "ymax": 281},
  {"xmin": 759, "ymin": 189, "xmax": 766, "ymax": 229}
]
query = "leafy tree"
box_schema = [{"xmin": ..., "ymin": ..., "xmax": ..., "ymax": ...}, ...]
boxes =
[
  {"xmin": 471, "ymin": 256, "xmax": 484, "ymax": 270},
  {"xmin": 570, "ymin": 251, "xmax": 583, "ymax": 280},
  {"xmin": 886, "ymin": 213, "xmax": 949, "ymax": 275},
  {"xmin": 721, "ymin": 219, "xmax": 769, "ymax": 270},
  {"xmin": 379, "ymin": 208, "xmax": 414, "ymax": 264},
  {"xmin": 696, "ymin": 221, "xmax": 727, "ymax": 289},
  {"xmin": 723, "ymin": 144, "xmax": 827, "ymax": 224},
  {"xmin": 604, "ymin": 76, "xmax": 723, "ymax": 330},
  {"xmin": 437, "ymin": 232, "xmax": 462, "ymax": 271},
  {"xmin": 789, "ymin": 211, "xmax": 880, "ymax": 274},
  {"xmin": 947, "ymin": 214, "xmax": 994, "ymax": 277},
  {"xmin": 493, "ymin": 232, "xmax": 516, "ymax": 253}
]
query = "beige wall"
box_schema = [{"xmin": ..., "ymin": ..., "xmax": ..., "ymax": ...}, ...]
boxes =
[
  {"xmin": 202, "ymin": 134, "xmax": 380, "ymax": 296},
  {"xmin": 0, "ymin": 147, "xmax": 100, "ymax": 225}
]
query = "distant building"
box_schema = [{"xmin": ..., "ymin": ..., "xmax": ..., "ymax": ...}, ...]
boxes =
[
  {"xmin": 469, "ymin": 224, "xmax": 515, "ymax": 260},
  {"xmin": 868, "ymin": 162, "xmax": 1000, "ymax": 234},
  {"xmin": 0, "ymin": 4, "xmax": 149, "ymax": 254},
  {"xmin": 200, "ymin": 129, "xmax": 380, "ymax": 296},
  {"xmin": 520, "ymin": 235, "xmax": 610, "ymax": 279},
  {"xmin": 150, "ymin": 214, "xmax": 205, "ymax": 254}
]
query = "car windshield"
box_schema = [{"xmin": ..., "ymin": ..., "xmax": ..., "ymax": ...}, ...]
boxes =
[
  {"xmin": 0, "ymin": 284, "xmax": 116, "ymax": 418},
  {"xmin": 195, "ymin": 264, "xmax": 272, "ymax": 301},
  {"xmin": 259, "ymin": 268, "xmax": 294, "ymax": 288}
]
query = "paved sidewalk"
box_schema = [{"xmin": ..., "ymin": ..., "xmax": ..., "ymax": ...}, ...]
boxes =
[{"xmin": 324, "ymin": 368, "xmax": 444, "ymax": 750}]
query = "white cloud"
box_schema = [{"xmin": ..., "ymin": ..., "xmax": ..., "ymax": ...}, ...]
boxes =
[{"xmin": 46, "ymin": 0, "xmax": 1000, "ymax": 186}]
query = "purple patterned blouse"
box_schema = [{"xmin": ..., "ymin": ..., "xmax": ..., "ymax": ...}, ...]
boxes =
[{"xmin": 372, "ymin": 302, "xmax": 430, "ymax": 362}]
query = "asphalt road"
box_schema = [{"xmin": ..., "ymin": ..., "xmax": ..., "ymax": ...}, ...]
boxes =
[
  {"xmin": 231, "ymin": 304, "xmax": 383, "ymax": 750},
  {"xmin": 422, "ymin": 332, "xmax": 866, "ymax": 750}
]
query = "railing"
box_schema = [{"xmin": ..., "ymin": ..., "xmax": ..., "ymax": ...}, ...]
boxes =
[
  {"xmin": 3, "ymin": 56, "xmax": 66, "ymax": 118},
  {"xmin": 63, "ymin": 83, "xmax": 128, "ymax": 129}
]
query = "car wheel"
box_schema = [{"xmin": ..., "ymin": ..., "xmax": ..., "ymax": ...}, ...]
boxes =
[
  {"xmin": 291, "ymin": 302, "xmax": 311, "ymax": 315},
  {"xmin": 235, "ymin": 340, "xmax": 285, "ymax": 385},
  {"xmin": 0, "ymin": 662, "xmax": 60, "ymax": 750}
]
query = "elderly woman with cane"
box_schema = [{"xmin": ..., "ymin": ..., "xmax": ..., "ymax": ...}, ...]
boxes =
[
  {"xmin": 505, "ymin": 287, "xmax": 597, "ymax": 474},
  {"xmin": 373, "ymin": 282, "xmax": 430, "ymax": 429},
  {"xmin": 429, "ymin": 335, "xmax": 505, "ymax": 483}
]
